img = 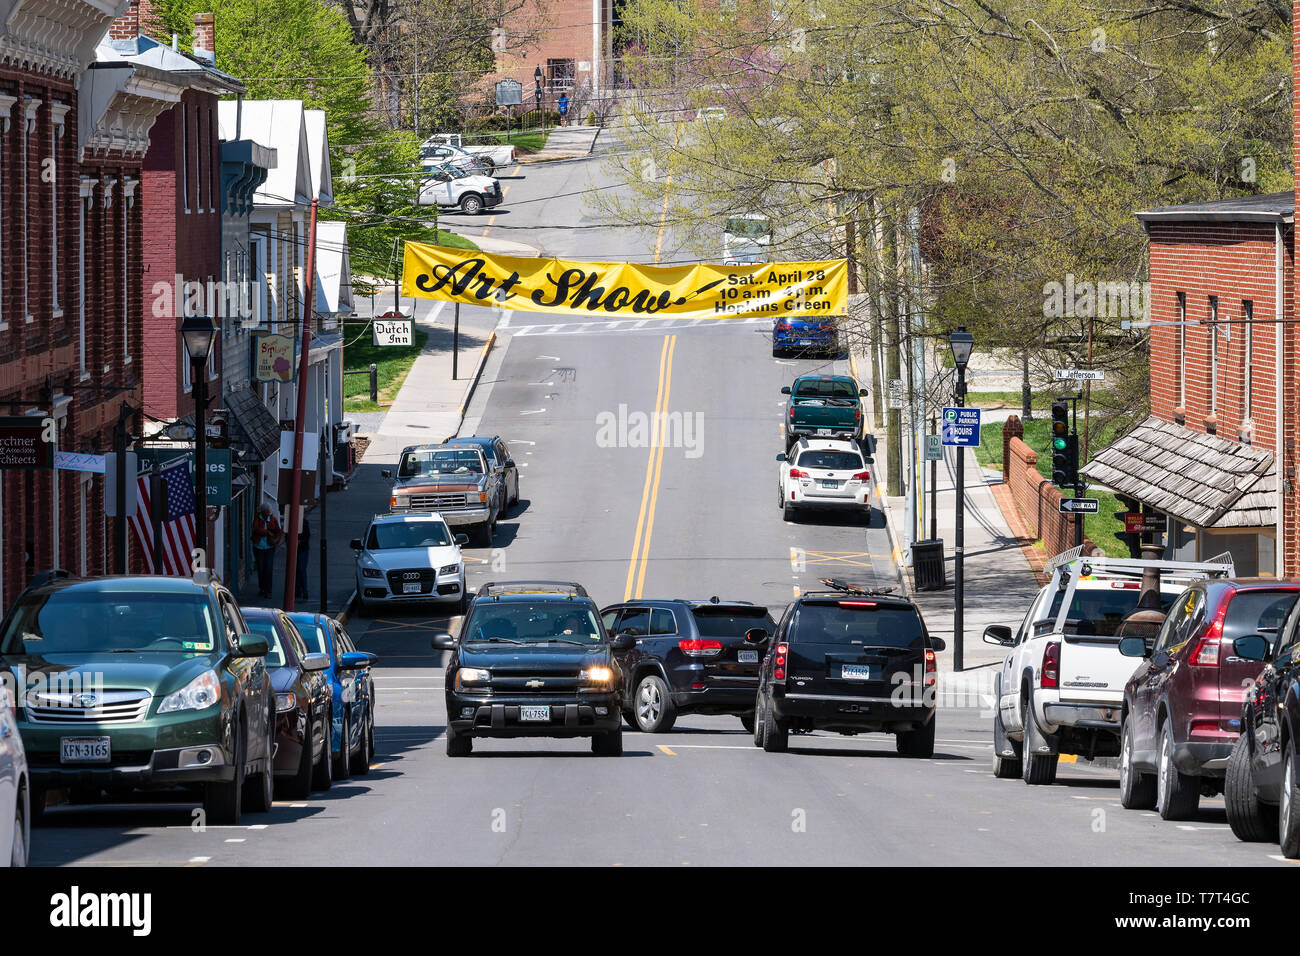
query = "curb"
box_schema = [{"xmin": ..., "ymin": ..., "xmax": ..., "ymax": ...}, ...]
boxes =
[
  {"xmin": 336, "ymin": 589, "xmax": 359, "ymax": 625},
  {"xmin": 447, "ymin": 331, "xmax": 497, "ymax": 441},
  {"xmin": 851, "ymin": 350, "xmax": 910, "ymax": 596}
]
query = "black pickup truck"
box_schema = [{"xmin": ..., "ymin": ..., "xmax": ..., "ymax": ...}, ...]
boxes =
[{"xmin": 433, "ymin": 582, "xmax": 627, "ymax": 756}]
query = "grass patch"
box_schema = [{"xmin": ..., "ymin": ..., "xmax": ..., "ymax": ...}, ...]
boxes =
[
  {"xmin": 980, "ymin": 416, "xmax": 1134, "ymax": 558},
  {"xmin": 473, "ymin": 129, "xmax": 548, "ymax": 153},
  {"xmin": 429, "ymin": 229, "xmax": 480, "ymax": 251},
  {"xmin": 966, "ymin": 390, "xmax": 1055, "ymax": 410},
  {"xmin": 344, "ymin": 326, "xmax": 428, "ymax": 413}
]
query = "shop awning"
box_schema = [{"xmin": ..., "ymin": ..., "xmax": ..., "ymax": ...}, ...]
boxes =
[
  {"xmin": 224, "ymin": 388, "xmax": 282, "ymax": 462},
  {"xmin": 1079, "ymin": 416, "xmax": 1275, "ymax": 529}
]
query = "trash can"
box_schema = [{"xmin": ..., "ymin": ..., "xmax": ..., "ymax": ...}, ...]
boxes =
[{"xmin": 912, "ymin": 538, "xmax": 946, "ymax": 591}]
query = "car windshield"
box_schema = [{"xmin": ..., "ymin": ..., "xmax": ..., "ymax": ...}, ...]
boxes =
[
  {"xmin": 791, "ymin": 602, "xmax": 925, "ymax": 647},
  {"xmin": 399, "ymin": 449, "xmax": 483, "ymax": 477},
  {"xmin": 794, "ymin": 379, "xmax": 857, "ymax": 401},
  {"xmin": 448, "ymin": 442, "xmax": 496, "ymax": 465},
  {"xmin": 796, "ymin": 450, "xmax": 862, "ymax": 470},
  {"xmin": 464, "ymin": 602, "xmax": 603, "ymax": 645},
  {"xmin": 1223, "ymin": 590, "xmax": 1299, "ymax": 639},
  {"xmin": 0, "ymin": 590, "xmax": 218, "ymax": 655},
  {"xmin": 1045, "ymin": 585, "xmax": 1179, "ymax": 637},
  {"xmin": 245, "ymin": 618, "xmax": 289, "ymax": 667},
  {"xmin": 690, "ymin": 607, "xmax": 776, "ymax": 637},
  {"xmin": 366, "ymin": 522, "xmax": 453, "ymax": 550},
  {"xmin": 725, "ymin": 217, "xmax": 770, "ymax": 239}
]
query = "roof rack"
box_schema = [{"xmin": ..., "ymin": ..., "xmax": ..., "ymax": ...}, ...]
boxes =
[
  {"xmin": 476, "ymin": 581, "xmax": 589, "ymax": 599},
  {"xmin": 1043, "ymin": 549, "xmax": 1235, "ymax": 579},
  {"xmin": 28, "ymin": 568, "xmax": 73, "ymax": 588},
  {"xmin": 798, "ymin": 578, "xmax": 898, "ymax": 599}
]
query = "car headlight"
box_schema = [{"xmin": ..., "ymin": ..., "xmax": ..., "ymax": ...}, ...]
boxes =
[
  {"xmin": 455, "ymin": 668, "xmax": 491, "ymax": 691},
  {"xmin": 157, "ymin": 669, "xmax": 221, "ymax": 714},
  {"xmin": 362, "ymin": 567, "xmax": 383, "ymax": 578},
  {"xmin": 391, "ymin": 494, "xmax": 410, "ymax": 508},
  {"xmin": 581, "ymin": 666, "xmax": 614, "ymax": 684},
  {"xmin": 440, "ymin": 563, "xmax": 461, "ymax": 575},
  {"xmin": 275, "ymin": 692, "xmax": 297, "ymax": 713}
]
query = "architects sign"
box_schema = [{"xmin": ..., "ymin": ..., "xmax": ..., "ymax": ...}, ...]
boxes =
[
  {"xmin": 0, "ymin": 417, "xmax": 52, "ymax": 469},
  {"xmin": 252, "ymin": 333, "xmax": 296, "ymax": 383},
  {"xmin": 401, "ymin": 242, "xmax": 848, "ymax": 320}
]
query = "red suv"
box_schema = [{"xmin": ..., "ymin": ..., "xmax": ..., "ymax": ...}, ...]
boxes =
[{"xmin": 1117, "ymin": 579, "xmax": 1300, "ymax": 820}]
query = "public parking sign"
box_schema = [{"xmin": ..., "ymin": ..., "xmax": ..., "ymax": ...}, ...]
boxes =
[{"xmin": 940, "ymin": 407, "xmax": 980, "ymax": 447}]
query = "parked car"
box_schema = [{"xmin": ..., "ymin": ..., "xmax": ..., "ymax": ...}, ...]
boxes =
[
  {"xmin": 985, "ymin": 550, "xmax": 1233, "ymax": 786},
  {"xmin": 776, "ymin": 438, "xmax": 872, "ymax": 523},
  {"xmin": 781, "ymin": 374, "xmax": 866, "ymax": 446},
  {"xmin": 1222, "ymin": 594, "xmax": 1300, "ymax": 854},
  {"xmin": 424, "ymin": 133, "xmax": 516, "ymax": 175},
  {"xmin": 351, "ymin": 511, "xmax": 470, "ymax": 614},
  {"xmin": 288, "ymin": 612, "xmax": 378, "ymax": 781},
  {"xmin": 441, "ymin": 435, "xmax": 520, "ymax": 512},
  {"xmin": 599, "ymin": 598, "xmax": 776, "ymax": 733},
  {"xmin": 383, "ymin": 443, "xmax": 503, "ymax": 545},
  {"xmin": 1116, "ymin": 580, "xmax": 1299, "ymax": 819},
  {"xmin": 242, "ymin": 608, "xmax": 334, "ymax": 798},
  {"xmin": 416, "ymin": 162, "xmax": 503, "ymax": 215},
  {"xmin": 773, "ymin": 317, "xmax": 839, "ymax": 358},
  {"xmin": 723, "ymin": 213, "xmax": 771, "ymax": 265},
  {"xmin": 753, "ymin": 583, "xmax": 943, "ymax": 756},
  {"xmin": 433, "ymin": 582, "xmax": 625, "ymax": 756},
  {"xmin": 419, "ymin": 141, "xmax": 492, "ymax": 175},
  {"xmin": 0, "ymin": 694, "xmax": 29, "ymax": 866},
  {"xmin": 0, "ymin": 571, "xmax": 274, "ymax": 825}
]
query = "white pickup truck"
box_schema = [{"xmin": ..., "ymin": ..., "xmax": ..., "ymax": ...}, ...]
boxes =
[
  {"xmin": 416, "ymin": 162, "xmax": 503, "ymax": 215},
  {"xmin": 423, "ymin": 133, "xmax": 517, "ymax": 175},
  {"xmin": 984, "ymin": 548, "xmax": 1235, "ymax": 785}
]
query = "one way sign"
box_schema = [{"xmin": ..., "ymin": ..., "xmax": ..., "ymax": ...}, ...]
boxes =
[{"xmin": 1058, "ymin": 498, "xmax": 1099, "ymax": 514}]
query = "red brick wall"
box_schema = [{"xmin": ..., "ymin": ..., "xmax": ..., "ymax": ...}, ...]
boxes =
[
  {"xmin": 1005, "ymin": 437, "xmax": 1101, "ymax": 559},
  {"xmin": 490, "ymin": 0, "xmax": 608, "ymax": 99}
]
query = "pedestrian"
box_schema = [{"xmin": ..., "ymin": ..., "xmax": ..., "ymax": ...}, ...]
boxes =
[
  {"xmin": 251, "ymin": 503, "xmax": 283, "ymax": 599},
  {"xmin": 557, "ymin": 93, "xmax": 569, "ymax": 127},
  {"xmin": 295, "ymin": 514, "xmax": 311, "ymax": 600}
]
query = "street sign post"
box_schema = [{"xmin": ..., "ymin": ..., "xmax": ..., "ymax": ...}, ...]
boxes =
[
  {"xmin": 494, "ymin": 79, "xmax": 523, "ymax": 107},
  {"xmin": 1052, "ymin": 369, "xmax": 1105, "ymax": 382},
  {"xmin": 1059, "ymin": 497, "xmax": 1100, "ymax": 514},
  {"xmin": 940, "ymin": 407, "xmax": 981, "ymax": 447},
  {"xmin": 888, "ymin": 379, "xmax": 905, "ymax": 410},
  {"xmin": 924, "ymin": 434, "xmax": 942, "ymax": 461}
]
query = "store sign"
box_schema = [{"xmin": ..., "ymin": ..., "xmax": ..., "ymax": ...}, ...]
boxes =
[
  {"xmin": 136, "ymin": 448, "xmax": 232, "ymax": 507},
  {"xmin": 54, "ymin": 451, "xmax": 105, "ymax": 473},
  {"xmin": 372, "ymin": 316, "xmax": 414, "ymax": 346},
  {"xmin": 0, "ymin": 417, "xmax": 52, "ymax": 469},
  {"xmin": 1124, "ymin": 512, "xmax": 1164, "ymax": 534},
  {"xmin": 252, "ymin": 333, "xmax": 296, "ymax": 383}
]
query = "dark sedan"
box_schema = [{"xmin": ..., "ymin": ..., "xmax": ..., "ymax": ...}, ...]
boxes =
[{"xmin": 243, "ymin": 608, "xmax": 333, "ymax": 798}]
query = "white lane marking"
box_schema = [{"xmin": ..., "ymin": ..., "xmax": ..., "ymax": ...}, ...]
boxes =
[
  {"xmin": 496, "ymin": 312, "xmax": 512, "ymax": 329},
  {"xmin": 632, "ymin": 319, "xmax": 648, "ymax": 328},
  {"xmin": 508, "ymin": 439, "xmax": 536, "ymax": 445},
  {"xmin": 188, "ymin": 856, "xmax": 211, "ymax": 864},
  {"xmin": 520, "ymin": 408, "xmax": 546, "ymax": 415},
  {"xmin": 536, "ymin": 355, "xmax": 561, "ymax": 360},
  {"xmin": 658, "ymin": 744, "xmax": 755, "ymax": 750},
  {"xmin": 225, "ymin": 838, "xmax": 246, "ymax": 844}
]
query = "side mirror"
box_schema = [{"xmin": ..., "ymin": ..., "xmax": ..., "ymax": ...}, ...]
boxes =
[
  {"xmin": 609, "ymin": 632, "xmax": 636, "ymax": 651},
  {"xmin": 1233, "ymin": 635, "xmax": 1272, "ymax": 662},
  {"xmin": 301, "ymin": 652, "xmax": 331, "ymax": 672},
  {"xmin": 776, "ymin": 453, "xmax": 787, "ymax": 462},
  {"xmin": 982, "ymin": 624, "xmax": 1013, "ymax": 647},
  {"xmin": 1118, "ymin": 637, "xmax": 1150, "ymax": 659},
  {"xmin": 349, "ymin": 538, "xmax": 364, "ymax": 551},
  {"xmin": 930, "ymin": 636, "xmax": 947, "ymax": 652},
  {"xmin": 431, "ymin": 633, "xmax": 457, "ymax": 652},
  {"xmin": 236, "ymin": 633, "xmax": 269, "ymax": 658},
  {"xmin": 505, "ymin": 459, "xmax": 516, "ymax": 468},
  {"xmin": 859, "ymin": 388, "xmax": 868, "ymax": 396},
  {"xmin": 381, "ymin": 469, "xmax": 392, "ymax": 479},
  {"xmin": 780, "ymin": 386, "xmax": 792, "ymax": 395},
  {"xmin": 454, "ymin": 533, "xmax": 469, "ymax": 546},
  {"xmin": 744, "ymin": 627, "xmax": 769, "ymax": 644},
  {"xmin": 339, "ymin": 651, "xmax": 378, "ymax": 670}
]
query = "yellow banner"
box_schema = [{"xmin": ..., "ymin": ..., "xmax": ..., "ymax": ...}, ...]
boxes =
[{"xmin": 400, "ymin": 242, "xmax": 847, "ymax": 320}]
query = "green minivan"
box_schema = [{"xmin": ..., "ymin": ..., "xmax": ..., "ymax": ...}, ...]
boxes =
[{"xmin": 0, "ymin": 572, "xmax": 275, "ymax": 824}]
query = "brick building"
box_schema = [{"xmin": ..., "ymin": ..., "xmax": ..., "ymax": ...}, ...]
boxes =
[
  {"xmin": 0, "ymin": 0, "xmax": 182, "ymax": 608},
  {"xmin": 488, "ymin": 0, "xmax": 617, "ymax": 105}
]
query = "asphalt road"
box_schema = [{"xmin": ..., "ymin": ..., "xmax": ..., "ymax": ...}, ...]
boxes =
[{"xmin": 27, "ymin": 133, "xmax": 1291, "ymax": 866}]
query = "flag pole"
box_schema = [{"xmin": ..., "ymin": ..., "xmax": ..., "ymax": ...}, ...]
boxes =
[{"xmin": 283, "ymin": 197, "xmax": 320, "ymax": 611}]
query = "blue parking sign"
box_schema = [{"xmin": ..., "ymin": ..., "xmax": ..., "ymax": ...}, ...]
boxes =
[{"xmin": 941, "ymin": 407, "xmax": 981, "ymax": 447}]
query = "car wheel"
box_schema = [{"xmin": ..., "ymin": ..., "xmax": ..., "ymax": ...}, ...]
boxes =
[
  {"xmin": 1021, "ymin": 691, "xmax": 1058, "ymax": 785},
  {"xmin": 633, "ymin": 675, "xmax": 677, "ymax": 733},
  {"xmin": 1156, "ymin": 722, "xmax": 1199, "ymax": 820},
  {"xmin": 896, "ymin": 716, "xmax": 935, "ymax": 758},
  {"xmin": 1280, "ymin": 743, "xmax": 1300, "ymax": 858},
  {"xmin": 312, "ymin": 708, "xmax": 334, "ymax": 792},
  {"xmin": 760, "ymin": 693, "xmax": 788, "ymax": 753},
  {"xmin": 460, "ymin": 194, "xmax": 483, "ymax": 215},
  {"xmin": 740, "ymin": 711, "xmax": 756, "ymax": 735},
  {"xmin": 446, "ymin": 725, "xmax": 472, "ymax": 757},
  {"xmin": 592, "ymin": 731, "xmax": 623, "ymax": 756},
  {"xmin": 350, "ymin": 710, "xmax": 373, "ymax": 776},
  {"xmin": 244, "ymin": 717, "xmax": 274, "ymax": 814},
  {"xmin": 481, "ymin": 159, "xmax": 496, "ymax": 176},
  {"xmin": 10, "ymin": 787, "xmax": 27, "ymax": 867},
  {"xmin": 772, "ymin": 342, "xmax": 782, "ymax": 357},
  {"xmin": 333, "ymin": 711, "xmax": 353, "ymax": 782},
  {"xmin": 1225, "ymin": 732, "xmax": 1277, "ymax": 841},
  {"xmin": 782, "ymin": 499, "xmax": 795, "ymax": 522},
  {"xmin": 753, "ymin": 694, "xmax": 767, "ymax": 748},
  {"xmin": 285, "ymin": 715, "xmax": 315, "ymax": 799},
  {"xmin": 205, "ymin": 722, "xmax": 245, "ymax": 825},
  {"xmin": 991, "ymin": 674, "xmax": 1023, "ymax": 779},
  {"xmin": 1118, "ymin": 715, "xmax": 1156, "ymax": 809}
]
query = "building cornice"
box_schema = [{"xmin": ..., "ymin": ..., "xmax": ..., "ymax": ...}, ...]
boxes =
[
  {"xmin": 78, "ymin": 62, "xmax": 185, "ymax": 161},
  {"xmin": 0, "ymin": 0, "xmax": 130, "ymax": 80}
]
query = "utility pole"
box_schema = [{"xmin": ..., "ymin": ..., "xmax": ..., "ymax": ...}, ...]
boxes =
[
  {"xmin": 882, "ymin": 215, "xmax": 903, "ymax": 498},
  {"xmin": 283, "ymin": 197, "xmax": 320, "ymax": 612},
  {"xmin": 319, "ymin": 430, "xmax": 328, "ymax": 613},
  {"xmin": 929, "ymin": 413, "xmax": 938, "ymax": 541}
]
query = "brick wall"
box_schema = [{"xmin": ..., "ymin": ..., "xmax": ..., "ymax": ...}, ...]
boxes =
[{"xmin": 489, "ymin": 0, "xmax": 609, "ymax": 99}]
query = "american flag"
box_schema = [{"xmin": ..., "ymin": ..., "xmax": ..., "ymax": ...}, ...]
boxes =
[{"xmin": 128, "ymin": 459, "xmax": 198, "ymax": 575}]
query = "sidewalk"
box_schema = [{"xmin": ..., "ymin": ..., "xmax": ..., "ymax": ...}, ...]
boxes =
[{"xmin": 519, "ymin": 125, "xmax": 601, "ymax": 163}]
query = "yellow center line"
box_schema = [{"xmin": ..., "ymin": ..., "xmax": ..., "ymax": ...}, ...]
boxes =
[
  {"xmin": 634, "ymin": 335, "xmax": 676, "ymax": 598},
  {"xmin": 624, "ymin": 336, "xmax": 672, "ymax": 600},
  {"xmin": 653, "ymin": 127, "xmax": 680, "ymax": 264},
  {"xmin": 657, "ymin": 745, "xmax": 677, "ymax": 756},
  {"xmin": 481, "ymin": 183, "xmax": 512, "ymax": 236}
]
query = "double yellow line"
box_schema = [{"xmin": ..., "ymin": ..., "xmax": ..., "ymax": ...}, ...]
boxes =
[{"xmin": 624, "ymin": 334, "xmax": 677, "ymax": 600}]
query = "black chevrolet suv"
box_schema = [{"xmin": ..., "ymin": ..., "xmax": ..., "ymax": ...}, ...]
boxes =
[
  {"xmin": 600, "ymin": 598, "xmax": 776, "ymax": 733},
  {"xmin": 433, "ymin": 581, "xmax": 627, "ymax": 756},
  {"xmin": 753, "ymin": 582, "xmax": 944, "ymax": 756}
]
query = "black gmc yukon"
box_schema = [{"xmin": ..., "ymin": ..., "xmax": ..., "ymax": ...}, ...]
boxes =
[
  {"xmin": 754, "ymin": 584, "xmax": 944, "ymax": 756},
  {"xmin": 433, "ymin": 582, "xmax": 627, "ymax": 756}
]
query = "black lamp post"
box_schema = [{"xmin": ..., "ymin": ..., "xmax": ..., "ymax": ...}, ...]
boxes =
[
  {"xmin": 181, "ymin": 314, "xmax": 217, "ymax": 567},
  {"xmin": 948, "ymin": 326, "xmax": 974, "ymax": 672},
  {"xmin": 534, "ymin": 65, "xmax": 544, "ymax": 116}
]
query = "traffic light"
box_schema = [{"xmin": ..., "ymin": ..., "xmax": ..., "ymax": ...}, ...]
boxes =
[{"xmin": 1050, "ymin": 401, "xmax": 1077, "ymax": 488}]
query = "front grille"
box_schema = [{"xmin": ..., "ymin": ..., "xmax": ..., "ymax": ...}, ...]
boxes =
[
  {"xmin": 386, "ymin": 568, "xmax": 437, "ymax": 594},
  {"xmin": 411, "ymin": 492, "xmax": 467, "ymax": 509},
  {"xmin": 25, "ymin": 689, "xmax": 151, "ymax": 724},
  {"xmin": 491, "ymin": 672, "xmax": 583, "ymax": 695}
]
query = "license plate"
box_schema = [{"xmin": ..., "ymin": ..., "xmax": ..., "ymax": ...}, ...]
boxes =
[
  {"xmin": 841, "ymin": 665, "xmax": 874, "ymax": 681},
  {"xmin": 816, "ymin": 428, "xmax": 834, "ymax": 436},
  {"xmin": 402, "ymin": 582, "xmax": 422, "ymax": 594},
  {"xmin": 520, "ymin": 706, "xmax": 550, "ymax": 722},
  {"xmin": 738, "ymin": 650, "xmax": 759, "ymax": 663},
  {"xmin": 820, "ymin": 479, "xmax": 840, "ymax": 489},
  {"xmin": 61, "ymin": 737, "xmax": 110, "ymax": 763},
  {"xmin": 798, "ymin": 339, "xmax": 812, "ymax": 346}
]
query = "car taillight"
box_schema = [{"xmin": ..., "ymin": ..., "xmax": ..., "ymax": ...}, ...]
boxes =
[
  {"xmin": 855, "ymin": 405, "xmax": 861, "ymax": 421},
  {"xmin": 1190, "ymin": 597, "xmax": 1231, "ymax": 667},
  {"xmin": 679, "ymin": 639, "xmax": 723, "ymax": 657},
  {"xmin": 1041, "ymin": 642, "xmax": 1060, "ymax": 689},
  {"xmin": 789, "ymin": 468, "xmax": 809, "ymax": 479},
  {"xmin": 773, "ymin": 643, "xmax": 788, "ymax": 681},
  {"xmin": 789, "ymin": 407, "xmax": 796, "ymax": 419},
  {"xmin": 838, "ymin": 601, "xmax": 877, "ymax": 607},
  {"xmin": 924, "ymin": 648, "xmax": 937, "ymax": 688},
  {"xmin": 850, "ymin": 471, "xmax": 870, "ymax": 482}
]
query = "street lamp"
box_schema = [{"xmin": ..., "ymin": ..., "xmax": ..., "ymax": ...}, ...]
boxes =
[
  {"xmin": 949, "ymin": 326, "xmax": 973, "ymax": 672},
  {"xmin": 534, "ymin": 65, "xmax": 545, "ymax": 122},
  {"xmin": 181, "ymin": 314, "xmax": 217, "ymax": 566}
]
